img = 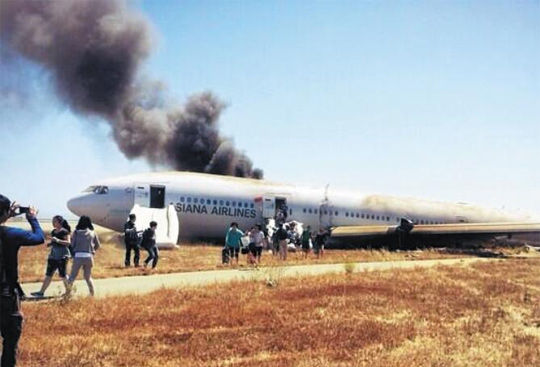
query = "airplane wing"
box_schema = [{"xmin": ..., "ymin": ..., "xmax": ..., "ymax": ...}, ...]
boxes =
[{"xmin": 330, "ymin": 220, "xmax": 540, "ymax": 248}]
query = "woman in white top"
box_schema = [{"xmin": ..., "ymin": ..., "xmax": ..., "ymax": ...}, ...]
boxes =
[
  {"xmin": 249, "ymin": 225, "xmax": 265, "ymax": 265},
  {"xmin": 67, "ymin": 216, "xmax": 100, "ymax": 296}
]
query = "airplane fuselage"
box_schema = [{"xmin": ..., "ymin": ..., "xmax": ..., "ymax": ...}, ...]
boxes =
[{"xmin": 66, "ymin": 172, "xmax": 533, "ymax": 243}]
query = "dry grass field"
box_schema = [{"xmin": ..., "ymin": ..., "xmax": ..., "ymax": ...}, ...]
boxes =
[
  {"xmin": 15, "ymin": 221, "xmax": 477, "ymax": 283},
  {"xmin": 18, "ymin": 258, "xmax": 540, "ymax": 367}
]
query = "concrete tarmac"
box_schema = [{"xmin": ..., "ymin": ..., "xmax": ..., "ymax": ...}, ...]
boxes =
[{"xmin": 21, "ymin": 257, "xmax": 495, "ymax": 299}]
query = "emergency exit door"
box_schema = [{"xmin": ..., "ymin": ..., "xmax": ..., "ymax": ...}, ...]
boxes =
[
  {"xmin": 262, "ymin": 197, "xmax": 275, "ymax": 218},
  {"xmin": 134, "ymin": 184, "xmax": 166, "ymax": 208},
  {"xmin": 134, "ymin": 184, "xmax": 150, "ymax": 207}
]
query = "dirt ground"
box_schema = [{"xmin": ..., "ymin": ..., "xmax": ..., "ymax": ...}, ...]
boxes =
[{"xmin": 18, "ymin": 258, "xmax": 540, "ymax": 367}]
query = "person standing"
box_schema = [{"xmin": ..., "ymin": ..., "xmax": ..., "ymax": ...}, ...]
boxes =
[
  {"xmin": 225, "ymin": 222, "xmax": 244, "ymax": 266},
  {"xmin": 31, "ymin": 215, "xmax": 71, "ymax": 297},
  {"xmin": 67, "ymin": 216, "xmax": 100, "ymax": 296},
  {"xmin": 0, "ymin": 195, "xmax": 45, "ymax": 367},
  {"xmin": 141, "ymin": 221, "xmax": 159, "ymax": 269},
  {"xmin": 301, "ymin": 225, "xmax": 312, "ymax": 259},
  {"xmin": 123, "ymin": 214, "xmax": 140, "ymax": 267},
  {"xmin": 276, "ymin": 224, "xmax": 289, "ymax": 261},
  {"xmin": 313, "ymin": 228, "xmax": 328, "ymax": 259}
]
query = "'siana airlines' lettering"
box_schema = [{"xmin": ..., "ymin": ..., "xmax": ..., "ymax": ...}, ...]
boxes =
[{"xmin": 174, "ymin": 202, "xmax": 256, "ymax": 218}]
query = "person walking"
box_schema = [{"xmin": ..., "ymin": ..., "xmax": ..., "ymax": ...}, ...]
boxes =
[
  {"xmin": 276, "ymin": 224, "xmax": 289, "ymax": 261},
  {"xmin": 67, "ymin": 216, "xmax": 100, "ymax": 296},
  {"xmin": 301, "ymin": 225, "xmax": 312, "ymax": 259},
  {"xmin": 225, "ymin": 222, "xmax": 244, "ymax": 266},
  {"xmin": 141, "ymin": 221, "xmax": 159, "ymax": 269},
  {"xmin": 123, "ymin": 214, "xmax": 140, "ymax": 267},
  {"xmin": 31, "ymin": 215, "xmax": 71, "ymax": 297},
  {"xmin": 249, "ymin": 225, "xmax": 265, "ymax": 265},
  {"xmin": 0, "ymin": 195, "xmax": 45, "ymax": 367}
]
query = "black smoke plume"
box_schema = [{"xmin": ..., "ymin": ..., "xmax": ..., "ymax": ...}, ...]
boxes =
[{"xmin": 0, "ymin": 0, "xmax": 262, "ymax": 178}]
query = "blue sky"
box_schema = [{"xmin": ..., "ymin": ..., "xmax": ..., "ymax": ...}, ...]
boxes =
[{"xmin": 1, "ymin": 0, "xmax": 538, "ymax": 218}]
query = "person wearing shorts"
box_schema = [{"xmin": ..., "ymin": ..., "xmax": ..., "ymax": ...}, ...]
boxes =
[{"xmin": 32, "ymin": 215, "xmax": 71, "ymax": 297}]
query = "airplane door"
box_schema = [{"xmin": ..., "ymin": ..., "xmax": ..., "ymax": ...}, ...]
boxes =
[
  {"xmin": 134, "ymin": 184, "xmax": 166, "ymax": 209},
  {"xmin": 262, "ymin": 196, "xmax": 275, "ymax": 218},
  {"xmin": 134, "ymin": 184, "xmax": 150, "ymax": 207},
  {"xmin": 150, "ymin": 185, "xmax": 166, "ymax": 209},
  {"xmin": 319, "ymin": 201, "xmax": 332, "ymax": 229}
]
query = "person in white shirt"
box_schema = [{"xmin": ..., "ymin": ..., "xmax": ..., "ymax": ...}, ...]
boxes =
[{"xmin": 248, "ymin": 225, "xmax": 265, "ymax": 265}]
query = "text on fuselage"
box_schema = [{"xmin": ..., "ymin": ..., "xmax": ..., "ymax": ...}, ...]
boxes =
[{"xmin": 174, "ymin": 203, "xmax": 256, "ymax": 218}]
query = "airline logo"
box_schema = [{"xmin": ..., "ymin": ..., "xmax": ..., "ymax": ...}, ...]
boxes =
[{"xmin": 174, "ymin": 202, "xmax": 257, "ymax": 218}]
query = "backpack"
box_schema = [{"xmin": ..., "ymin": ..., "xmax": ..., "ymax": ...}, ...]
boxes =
[
  {"xmin": 125, "ymin": 222, "xmax": 139, "ymax": 243},
  {"xmin": 141, "ymin": 228, "xmax": 154, "ymax": 248}
]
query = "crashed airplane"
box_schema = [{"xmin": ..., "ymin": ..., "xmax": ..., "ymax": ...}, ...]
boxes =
[{"xmin": 67, "ymin": 172, "xmax": 540, "ymax": 248}]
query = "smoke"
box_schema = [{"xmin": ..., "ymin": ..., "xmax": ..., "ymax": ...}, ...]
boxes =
[{"xmin": 0, "ymin": 0, "xmax": 262, "ymax": 178}]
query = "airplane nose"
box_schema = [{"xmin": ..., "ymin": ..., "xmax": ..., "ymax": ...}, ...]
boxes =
[{"xmin": 67, "ymin": 195, "xmax": 85, "ymax": 217}]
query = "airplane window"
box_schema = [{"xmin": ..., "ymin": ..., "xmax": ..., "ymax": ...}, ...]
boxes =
[
  {"xmin": 386, "ymin": 216, "xmax": 390, "ymax": 221},
  {"xmin": 244, "ymin": 203, "xmax": 248, "ymax": 208},
  {"xmin": 232, "ymin": 201, "xmax": 236, "ymax": 207},
  {"xmin": 220, "ymin": 200, "xmax": 224, "ymax": 205},
  {"xmin": 345, "ymin": 212, "xmax": 349, "ymax": 217},
  {"xmin": 226, "ymin": 201, "xmax": 230, "ymax": 206},
  {"xmin": 303, "ymin": 208, "xmax": 306, "ymax": 213},
  {"xmin": 314, "ymin": 209, "xmax": 318, "ymax": 214},
  {"xmin": 335, "ymin": 211, "xmax": 339, "ymax": 216},
  {"xmin": 290, "ymin": 209, "xmax": 293, "ymax": 215},
  {"xmin": 324, "ymin": 210, "xmax": 328, "ymax": 215},
  {"xmin": 213, "ymin": 200, "xmax": 217, "ymax": 205},
  {"xmin": 371, "ymin": 215, "xmax": 375, "ymax": 219},
  {"xmin": 376, "ymin": 216, "xmax": 379, "ymax": 220},
  {"xmin": 206, "ymin": 199, "xmax": 211, "ymax": 205},
  {"xmin": 83, "ymin": 186, "xmax": 97, "ymax": 193},
  {"xmin": 250, "ymin": 203, "xmax": 254, "ymax": 208},
  {"xmin": 86, "ymin": 186, "xmax": 109, "ymax": 194},
  {"xmin": 361, "ymin": 214, "xmax": 364, "ymax": 218},
  {"xmin": 187, "ymin": 197, "xmax": 192, "ymax": 203},
  {"xmin": 180, "ymin": 197, "xmax": 185, "ymax": 202},
  {"xmin": 194, "ymin": 198, "xmax": 198, "ymax": 204},
  {"xmin": 308, "ymin": 209, "xmax": 312, "ymax": 214}
]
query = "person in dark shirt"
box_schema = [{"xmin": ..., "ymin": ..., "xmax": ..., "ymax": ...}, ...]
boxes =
[
  {"xmin": 141, "ymin": 221, "xmax": 159, "ymax": 269},
  {"xmin": 0, "ymin": 194, "xmax": 45, "ymax": 367},
  {"xmin": 123, "ymin": 214, "xmax": 140, "ymax": 267},
  {"xmin": 31, "ymin": 215, "xmax": 71, "ymax": 297},
  {"xmin": 275, "ymin": 224, "xmax": 289, "ymax": 261},
  {"xmin": 313, "ymin": 228, "xmax": 328, "ymax": 259}
]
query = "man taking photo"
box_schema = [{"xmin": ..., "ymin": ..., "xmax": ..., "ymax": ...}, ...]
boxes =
[{"xmin": 0, "ymin": 194, "xmax": 45, "ymax": 367}]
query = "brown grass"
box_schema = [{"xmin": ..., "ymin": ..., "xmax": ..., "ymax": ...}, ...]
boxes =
[
  {"xmin": 18, "ymin": 258, "xmax": 540, "ymax": 366},
  {"xmin": 16, "ymin": 223, "xmax": 476, "ymax": 283}
]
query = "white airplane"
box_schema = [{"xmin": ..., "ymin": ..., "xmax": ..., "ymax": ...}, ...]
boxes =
[{"xmin": 67, "ymin": 171, "xmax": 540, "ymax": 248}]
